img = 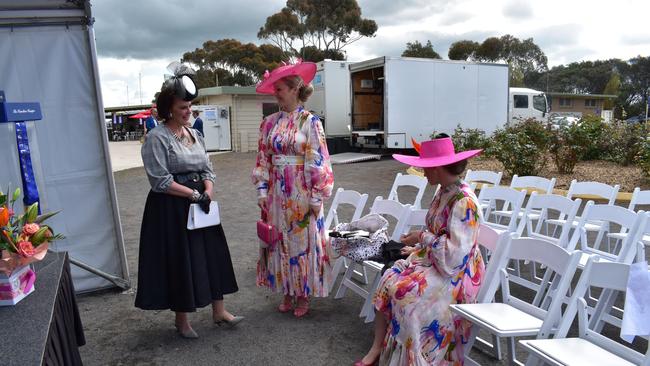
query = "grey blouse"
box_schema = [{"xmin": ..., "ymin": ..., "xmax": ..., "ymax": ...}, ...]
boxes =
[{"xmin": 141, "ymin": 124, "xmax": 216, "ymax": 192}]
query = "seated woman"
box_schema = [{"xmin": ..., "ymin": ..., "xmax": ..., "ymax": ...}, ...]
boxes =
[{"xmin": 355, "ymin": 134, "xmax": 485, "ymax": 366}]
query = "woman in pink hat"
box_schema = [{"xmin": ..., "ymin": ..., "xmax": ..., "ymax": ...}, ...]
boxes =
[
  {"xmin": 252, "ymin": 60, "xmax": 334, "ymax": 317},
  {"xmin": 355, "ymin": 134, "xmax": 486, "ymax": 366}
]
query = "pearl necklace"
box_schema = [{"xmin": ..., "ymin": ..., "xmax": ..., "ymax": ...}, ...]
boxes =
[{"xmin": 166, "ymin": 124, "xmax": 192, "ymax": 147}]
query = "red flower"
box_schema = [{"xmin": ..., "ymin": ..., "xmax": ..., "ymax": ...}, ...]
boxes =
[
  {"xmin": 17, "ymin": 241, "xmax": 35, "ymax": 258},
  {"xmin": 22, "ymin": 223, "xmax": 40, "ymax": 236}
]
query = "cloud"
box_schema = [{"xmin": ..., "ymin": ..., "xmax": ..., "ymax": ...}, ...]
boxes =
[
  {"xmin": 529, "ymin": 24, "xmax": 582, "ymax": 49},
  {"xmin": 502, "ymin": 0, "xmax": 533, "ymax": 19},
  {"xmin": 437, "ymin": 10, "xmax": 474, "ymax": 26},
  {"xmin": 92, "ymin": 0, "xmax": 284, "ymax": 59},
  {"xmin": 620, "ymin": 34, "xmax": 650, "ymax": 46},
  {"xmin": 358, "ymin": 0, "xmax": 453, "ymax": 26}
]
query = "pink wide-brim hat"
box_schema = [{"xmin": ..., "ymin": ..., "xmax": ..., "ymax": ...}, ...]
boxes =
[
  {"xmin": 393, "ymin": 138, "xmax": 482, "ymax": 168},
  {"xmin": 256, "ymin": 60, "xmax": 317, "ymax": 94}
]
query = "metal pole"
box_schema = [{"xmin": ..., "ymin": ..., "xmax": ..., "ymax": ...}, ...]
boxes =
[
  {"xmin": 139, "ymin": 72, "xmax": 142, "ymax": 105},
  {"xmin": 126, "ymin": 83, "xmax": 129, "ymax": 106}
]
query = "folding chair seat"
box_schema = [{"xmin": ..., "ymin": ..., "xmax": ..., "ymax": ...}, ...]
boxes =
[
  {"xmin": 465, "ymin": 169, "xmax": 503, "ymax": 213},
  {"xmin": 334, "ymin": 198, "xmax": 411, "ymax": 319},
  {"xmin": 386, "ymin": 172, "xmax": 429, "ymax": 209},
  {"xmin": 478, "ymin": 186, "xmax": 527, "ymax": 233},
  {"xmin": 520, "ymin": 260, "xmax": 650, "ymax": 366},
  {"xmin": 324, "ymin": 188, "xmax": 369, "ymax": 292},
  {"xmin": 450, "ymin": 237, "xmax": 582, "ymax": 365},
  {"xmin": 492, "ymin": 175, "xmax": 556, "ymax": 223}
]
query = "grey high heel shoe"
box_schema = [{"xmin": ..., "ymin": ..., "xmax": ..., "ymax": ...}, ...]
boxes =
[
  {"xmin": 175, "ymin": 324, "xmax": 199, "ymax": 339},
  {"xmin": 214, "ymin": 315, "xmax": 245, "ymax": 328}
]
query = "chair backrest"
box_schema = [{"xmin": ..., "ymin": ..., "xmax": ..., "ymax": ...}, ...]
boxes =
[
  {"xmin": 478, "ymin": 186, "xmax": 527, "ymax": 232},
  {"xmin": 394, "ymin": 208, "xmax": 428, "ymax": 238},
  {"xmin": 369, "ymin": 197, "xmax": 413, "ymax": 241},
  {"xmin": 554, "ymin": 259, "xmax": 649, "ymax": 365},
  {"xmin": 516, "ymin": 193, "xmax": 582, "ymax": 247},
  {"xmin": 475, "ymin": 225, "xmax": 513, "ymax": 303},
  {"xmin": 510, "ymin": 175, "xmax": 556, "ymax": 194},
  {"xmin": 570, "ymin": 203, "xmax": 644, "ymax": 263},
  {"xmin": 324, "ymin": 188, "xmax": 369, "ymax": 230},
  {"xmin": 628, "ymin": 187, "xmax": 650, "ymax": 211},
  {"xmin": 566, "ymin": 179, "xmax": 620, "ymax": 204},
  {"xmin": 386, "ymin": 173, "xmax": 428, "ymax": 209},
  {"xmin": 465, "ymin": 169, "xmax": 503, "ymax": 187},
  {"xmin": 499, "ymin": 237, "xmax": 582, "ymax": 339}
]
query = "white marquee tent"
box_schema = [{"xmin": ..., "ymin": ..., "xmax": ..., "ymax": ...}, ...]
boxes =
[{"xmin": 0, "ymin": 0, "xmax": 129, "ymax": 292}]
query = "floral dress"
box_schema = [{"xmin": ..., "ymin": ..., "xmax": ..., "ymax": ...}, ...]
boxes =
[
  {"xmin": 373, "ymin": 180, "xmax": 485, "ymax": 365},
  {"xmin": 252, "ymin": 106, "xmax": 334, "ymax": 297}
]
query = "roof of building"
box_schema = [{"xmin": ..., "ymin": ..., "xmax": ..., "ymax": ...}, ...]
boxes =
[
  {"xmin": 197, "ymin": 86, "xmax": 258, "ymax": 97},
  {"xmin": 104, "ymin": 104, "xmax": 152, "ymax": 114},
  {"xmin": 547, "ymin": 92, "xmax": 617, "ymax": 99}
]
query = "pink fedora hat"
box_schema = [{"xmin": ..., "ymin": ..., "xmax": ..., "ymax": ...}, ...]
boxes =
[
  {"xmin": 392, "ymin": 138, "xmax": 481, "ymax": 168},
  {"xmin": 256, "ymin": 60, "xmax": 317, "ymax": 94}
]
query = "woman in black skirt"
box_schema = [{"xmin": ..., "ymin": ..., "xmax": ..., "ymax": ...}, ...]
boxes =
[{"xmin": 135, "ymin": 64, "xmax": 241, "ymax": 339}]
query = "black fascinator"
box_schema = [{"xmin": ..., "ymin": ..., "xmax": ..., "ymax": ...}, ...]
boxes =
[{"xmin": 163, "ymin": 61, "xmax": 198, "ymax": 101}]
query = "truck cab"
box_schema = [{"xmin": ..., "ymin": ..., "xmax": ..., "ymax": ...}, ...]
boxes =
[{"xmin": 509, "ymin": 87, "xmax": 548, "ymax": 122}]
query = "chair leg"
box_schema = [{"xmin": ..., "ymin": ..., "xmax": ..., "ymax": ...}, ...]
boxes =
[
  {"xmin": 362, "ymin": 271, "xmax": 382, "ymax": 322},
  {"xmin": 334, "ymin": 260, "xmax": 357, "ymax": 299},
  {"xmin": 507, "ymin": 336, "xmax": 518, "ymax": 366},
  {"xmin": 590, "ymin": 288, "xmax": 618, "ymax": 333},
  {"xmin": 328, "ymin": 257, "xmax": 345, "ymax": 293}
]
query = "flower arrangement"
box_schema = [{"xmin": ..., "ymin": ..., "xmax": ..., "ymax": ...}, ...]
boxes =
[{"xmin": 0, "ymin": 187, "xmax": 64, "ymax": 275}]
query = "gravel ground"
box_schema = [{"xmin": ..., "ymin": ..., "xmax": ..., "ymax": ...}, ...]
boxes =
[{"xmin": 75, "ymin": 152, "xmax": 644, "ymax": 366}]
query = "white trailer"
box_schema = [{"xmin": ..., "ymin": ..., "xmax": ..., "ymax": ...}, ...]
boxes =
[
  {"xmin": 509, "ymin": 87, "xmax": 549, "ymax": 122},
  {"xmin": 303, "ymin": 60, "xmax": 352, "ymax": 152},
  {"xmin": 349, "ymin": 57, "xmax": 509, "ymax": 149}
]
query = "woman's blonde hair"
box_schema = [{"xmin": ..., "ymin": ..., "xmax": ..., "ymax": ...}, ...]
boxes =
[{"xmin": 281, "ymin": 75, "xmax": 314, "ymax": 103}]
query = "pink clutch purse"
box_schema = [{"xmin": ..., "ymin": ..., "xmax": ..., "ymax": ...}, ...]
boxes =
[{"xmin": 257, "ymin": 210, "xmax": 281, "ymax": 249}]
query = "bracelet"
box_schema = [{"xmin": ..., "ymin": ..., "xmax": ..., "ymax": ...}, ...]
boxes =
[{"xmin": 189, "ymin": 189, "xmax": 201, "ymax": 202}]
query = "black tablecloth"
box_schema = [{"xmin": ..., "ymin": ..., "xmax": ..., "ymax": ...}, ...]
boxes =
[{"xmin": 0, "ymin": 252, "xmax": 85, "ymax": 365}]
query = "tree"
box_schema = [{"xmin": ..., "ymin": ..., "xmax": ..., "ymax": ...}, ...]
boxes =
[
  {"xmin": 448, "ymin": 40, "xmax": 479, "ymax": 61},
  {"xmin": 620, "ymin": 55, "xmax": 650, "ymax": 117},
  {"xmin": 602, "ymin": 72, "xmax": 621, "ymax": 110},
  {"xmin": 447, "ymin": 35, "xmax": 547, "ymax": 86},
  {"xmin": 401, "ymin": 40, "xmax": 441, "ymax": 59},
  {"xmin": 182, "ymin": 39, "xmax": 286, "ymax": 88},
  {"xmin": 258, "ymin": 0, "xmax": 377, "ymax": 61}
]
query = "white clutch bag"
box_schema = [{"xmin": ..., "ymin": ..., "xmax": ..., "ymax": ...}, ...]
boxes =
[{"xmin": 187, "ymin": 201, "xmax": 220, "ymax": 230}]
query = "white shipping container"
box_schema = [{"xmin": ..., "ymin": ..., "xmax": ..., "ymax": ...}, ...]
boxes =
[{"xmin": 304, "ymin": 60, "xmax": 352, "ymax": 138}]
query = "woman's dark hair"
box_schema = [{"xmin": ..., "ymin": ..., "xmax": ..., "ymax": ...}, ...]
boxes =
[
  {"xmin": 434, "ymin": 132, "xmax": 468, "ymax": 175},
  {"xmin": 155, "ymin": 86, "xmax": 177, "ymax": 121}
]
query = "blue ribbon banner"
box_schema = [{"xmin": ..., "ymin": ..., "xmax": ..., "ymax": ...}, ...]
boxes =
[{"xmin": 14, "ymin": 122, "xmax": 40, "ymax": 211}]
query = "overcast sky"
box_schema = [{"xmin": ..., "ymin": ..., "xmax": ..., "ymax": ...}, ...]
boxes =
[{"xmin": 92, "ymin": 0, "xmax": 650, "ymax": 107}]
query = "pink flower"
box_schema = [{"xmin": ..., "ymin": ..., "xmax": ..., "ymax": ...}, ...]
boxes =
[
  {"xmin": 17, "ymin": 241, "xmax": 35, "ymax": 258},
  {"xmin": 22, "ymin": 223, "xmax": 40, "ymax": 236}
]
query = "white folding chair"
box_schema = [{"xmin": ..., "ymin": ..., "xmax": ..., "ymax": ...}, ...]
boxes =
[
  {"xmin": 510, "ymin": 193, "xmax": 582, "ymax": 298},
  {"xmin": 334, "ymin": 198, "xmax": 411, "ymax": 318},
  {"xmin": 520, "ymin": 260, "xmax": 650, "ymax": 366},
  {"xmin": 450, "ymin": 237, "xmax": 582, "ymax": 366},
  {"xmin": 478, "ymin": 186, "xmax": 527, "ymax": 233},
  {"xmin": 492, "ymin": 175, "xmax": 556, "ymax": 224},
  {"xmin": 325, "ymin": 188, "xmax": 369, "ymax": 292},
  {"xmin": 465, "ymin": 169, "xmax": 503, "ymax": 213},
  {"xmin": 546, "ymin": 180, "xmax": 620, "ymax": 247},
  {"xmin": 360, "ymin": 204, "xmax": 422, "ymax": 323},
  {"xmin": 386, "ymin": 172, "xmax": 429, "ymax": 209},
  {"xmin": 610, "ymin": 188, "xmax": 650, "ymax": 261}
]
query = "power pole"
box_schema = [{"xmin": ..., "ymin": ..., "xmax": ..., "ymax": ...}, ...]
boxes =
[
  {"xmin": 139, "ymin": 72, "xmax": 143, "ymax": 105},
  {"xmin": 126, "ymin": 84, "xmax": 129, "ymax": 106}
]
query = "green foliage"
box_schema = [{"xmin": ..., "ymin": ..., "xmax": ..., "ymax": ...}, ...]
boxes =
[
  {"xmin": 450, "ymin": 125, "xmax": 491, "ymax": 155},
  {"xmin": 575, "ymin": 115, "xmax": 608, "ymax": 160},
  {"xmin": 448, "ymin": 40, "xmax": 479, "ymax": 60},
  {"xmin": 549, "ymin": 123, "xmax": 588, "ymax": 173},
  {"xmin": 402, "ymin": 40, "xmax": 441, "ymax": 59},
  {"xmin": 600, "ymin": 120, "xmax": 648, "ymax": 166},
  {"xmin": 639, "ymin": 132, "xmax": 650, "ymax": 179},
  {"xmin": 258, "ymin": 0, "xmax": 377, "ymax": 58},
  {"xmin": 490, "ymin": 119, "xmax": 551, "ymax": 176}
]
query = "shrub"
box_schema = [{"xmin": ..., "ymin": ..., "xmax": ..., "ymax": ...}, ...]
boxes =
[
  {"xmin": 600, "ymin": 120, "xmax": 647, "ymax": 166},
  {"xmin": 490, "ymin": 118, "xmax": 551, "ymax": 176},
  {"xmin": 549, "ymin": 123, "xmax": 588, "ymax": 174},
  {"xmin": 576, "ymin": 115, "xmax": 608, "ymax": 160},
  {"xmin": 639, "ymin": 133, "xmax": 650, "ymax": 178},
  {"xmin": 450, "ymin": 125, "xmax": 491, "ymax": 156}
]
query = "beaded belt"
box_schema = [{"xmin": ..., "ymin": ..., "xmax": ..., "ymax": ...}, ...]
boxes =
[
  {"xmin": 272, "ymin": 155, "xmax": 304, "ymax": 166},
  {"xmin": 173, "ymin": 172, "xmax": 201, "ymax": 183}
]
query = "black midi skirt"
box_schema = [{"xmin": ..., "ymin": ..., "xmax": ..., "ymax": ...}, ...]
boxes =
[{"xmin": 135, "ymin": 181, "xmax": 238, "ymax": 312}]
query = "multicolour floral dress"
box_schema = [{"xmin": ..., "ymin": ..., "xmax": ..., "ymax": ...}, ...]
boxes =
[
  {"xmin": 252, "ymin": 106, "xmax": 334, "ymax": 297},
  {"xmin": 373, "ymin": 180, "xmax": 485, "ymax": 365}
]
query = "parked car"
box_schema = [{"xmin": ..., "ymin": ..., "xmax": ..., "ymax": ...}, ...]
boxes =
[
  {"xmin": 625, "ymin": 114, "xmax": 649, "ymax": 124},
  {"xmin": 550, "ymin": 115, "xmax": 580, "ymax": 130}
]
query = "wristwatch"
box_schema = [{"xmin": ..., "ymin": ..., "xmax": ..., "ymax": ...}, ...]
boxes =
[{"xmin": 189, "ymin": 189, "xmax": 201, "ymax": 202}]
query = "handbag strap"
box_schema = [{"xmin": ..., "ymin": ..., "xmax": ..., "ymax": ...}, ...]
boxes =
[{"xmin": 261, "ymin": 208, "xmax": 268, "ymax": 222}]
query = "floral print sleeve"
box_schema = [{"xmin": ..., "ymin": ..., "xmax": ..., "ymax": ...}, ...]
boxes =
[
  {"xmin": 303, "ymin": 115, "xmax": 334, "ymax": 205},
  {"xmin": 252, "ymin": 117, "xmax": 273, "ymax": 199},
  {"xmin": 419, "ymin": 196, "xmax": 480, "ymax": 277}
]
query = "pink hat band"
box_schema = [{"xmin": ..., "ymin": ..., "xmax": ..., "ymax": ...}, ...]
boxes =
[{"xmin": 392, "ymin": 138, "xmax": 482, "ymax": 168}]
